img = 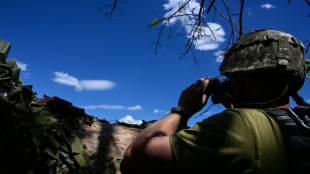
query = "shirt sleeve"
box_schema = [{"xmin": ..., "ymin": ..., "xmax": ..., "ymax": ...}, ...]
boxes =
[{"xmin": 169, "ymin": 109, "xmax": 257, "ymax": 173}]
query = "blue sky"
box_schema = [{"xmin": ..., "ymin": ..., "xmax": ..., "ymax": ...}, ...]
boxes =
[{"xmin": 1, "ymin": 0, "xmax": 309, "ymax": 126}]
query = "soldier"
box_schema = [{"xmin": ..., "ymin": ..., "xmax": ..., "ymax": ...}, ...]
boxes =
[{"xmin": 121, "ymin": 29, "xmax": 309, "ymax": 174}]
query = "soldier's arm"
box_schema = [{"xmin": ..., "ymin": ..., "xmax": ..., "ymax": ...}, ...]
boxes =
[{"xmin": 123, "ymin": 78, "xmax": 210, "ymax": 173}]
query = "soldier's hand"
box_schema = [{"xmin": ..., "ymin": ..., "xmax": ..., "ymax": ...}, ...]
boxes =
[{"xmin": 178, "ymin": 77, "xmax": 211, "ymax": 118}]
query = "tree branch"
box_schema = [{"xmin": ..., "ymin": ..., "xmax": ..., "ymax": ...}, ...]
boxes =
[
  {"xmin": 100, "ymin": 0, "xmax": 310, "ymax": 66},
  {"xmin": 306, "ymin": 42, "xmax": 310, "ymax": 54},
  {"xmin": 304, "ymin": 39, "xmax": 310, "ymax": 54},
  {"xmin": 223, "ymin": 0, "xmax": 235, "ymax": 43},
  {"xmin": 208, "ymin": 0, "xmax": 240, "ymax": 34},
  {"xmin": 198, "ymin": 0, "xmax": 205, "ymax": 25},
  {"xmin": 98, "ymin": 0, "xmax": 121, "ymax": 20},
  {"xmin": 239, "ymin": 0, "xmax": 245, "ymax": 36},
  {"xmin": 206, "ymin": 0, "xmax": 215, "ymax": 14}
]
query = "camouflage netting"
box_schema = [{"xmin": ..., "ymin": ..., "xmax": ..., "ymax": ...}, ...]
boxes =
[
  {"xmin": 0, "ymin": 58, "xmax": 93, "ymax": 173},
  {"xmin": 0, "ymin": 57, "xmax": 147, "ymax": 173}
]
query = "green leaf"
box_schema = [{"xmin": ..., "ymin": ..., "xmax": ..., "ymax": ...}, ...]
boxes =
[
  {"xmin": 151, "ymin": 18, "xmax": 159, "ymax": 26},
  {"xmin": 168, "ymin": 33, "xmax": 173, "ymax": 38}
]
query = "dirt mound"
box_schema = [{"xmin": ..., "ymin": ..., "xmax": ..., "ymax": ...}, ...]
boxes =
[{"xmin": 1, "ymin": 92, "xmax": 143, "ymax": 174}]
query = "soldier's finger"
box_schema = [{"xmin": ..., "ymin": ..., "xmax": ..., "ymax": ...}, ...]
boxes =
[{"xmin": 201, "ymin": 77, "xmax": 211, "ymax": 89}]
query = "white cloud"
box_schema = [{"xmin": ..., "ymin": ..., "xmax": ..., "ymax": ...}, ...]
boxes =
[
  {"xmin": 163, "ymin": 0, "xmax": 225, "ymax": 51},
  {"xmin": 118, "ymin": 115, "xmax": 142, "ymax": 125},
  {"xmin": 307, "ymin": 99, "xmax": 310, "ymax": 102},
  {"xmin": 16, "ymin": 61, "xmax": 28, "ymax": 71},
  {"xmin": 53, "ymin": 72, "xmax": 80, "ymax": 90},
  {"xmin": 79, "ymin": 80, "xmax": 116, "ymax": 91},
  {"xmin": 53, "ymin": 71, "xmax": 116, "ymax": 91},
  {"xmin": 153, "ymin": 109, "xmax": 165, "ymax": 114},
  {"xmin": 153, "ymin": 109, "xmax": 170, "ymax": 115},
  {"xmin": 153, "ymin": 109, "xmax": 160, "ymax": 113},
  {"xmin": 127, "ymin": 105, "xmax": 142, "ymax": 110},
  {"xmin": 246, "ymin": 7, "xmax": 252, "ymax": 16},
  {"xmin": 83, "ymin": 105, "xmax": 124, "ymax": 110},
  {"xmin": 164, "ymin": 0, "xmax": 201, "ymax": 24},
  {"xmin": 214, "ymin": 50, "xmax": 224, "ymax": 62},
  {"xmin": 187, "ymin": 23, "xmax": 225, "ymax": 51},
  {"xmin": 83, "ymin": 104, "xmax": 142, "ymax": 111},
  {"xmin": 261, "ymin": 4, "xmax": 275, "ymax": 9}
]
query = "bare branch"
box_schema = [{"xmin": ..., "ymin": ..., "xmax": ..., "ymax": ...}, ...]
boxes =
[
  {"xmin": 225, "ymin": 31, "xmax": 234, "ymax": 51},
  {"xmin": 223, "ymin": 0, "xmax": 235, "ymax": 43},
  {"xmin": 98, "ymin": 0, "xmax": 122, "ymax": 20},
  {"xmin": 147, "ymin": 0, "xmax": 245, "ymax": 63},
  {"xmin": 304, "ymin": 39, "xmax": 310, "ymax": 53},
  {"xmin": 198, "ymin": 0, "xmax": 205, "ymax": 25},
  {"xmin": 209, "ymin": 0, "xmax": 240, "ymax": 33},
  {"xmin": 179, "ymin": 38, "xmax": 200, "ymax": 68},
  {"xmin": 305, "ymin": 0, "xmax": 310, "ymax": 6},
  {"xmin": 206, "ymin": 0, "xmax": 215, "ymax": 14},
  {"xmin": 306, "ymin": 42, "xmax": 310, "ymax": 54},
  {"xmin": 239, "ymin": 0, "xmax": 245, "ymax": 36},
  {"xmin": 117, "ymin": 6, "xmax": 124, "ymax": 15},
  {"xmin": 190, "ymin": 47, "xmax": 200, "ymax": 68},
  {"xmin": 154, "ymin": 21, "xmax": 167, "ymax": 55},
  {"xmin": 147, "ymin": 0, "xmax": 193, "ymax": 57}
]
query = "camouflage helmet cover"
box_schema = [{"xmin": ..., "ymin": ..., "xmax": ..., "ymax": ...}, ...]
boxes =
[{"xmin": 219, "ymin": 29, "xmax": 307, "ymax": 90}]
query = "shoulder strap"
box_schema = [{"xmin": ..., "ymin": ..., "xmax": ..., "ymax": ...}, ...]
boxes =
[
  {"xmin": 293, "ymin": 106, "xmax": 310, "ymax": 127},
  {"xmin": 259, "ymin": 108, "xmax": 310, "ymax": 174}
]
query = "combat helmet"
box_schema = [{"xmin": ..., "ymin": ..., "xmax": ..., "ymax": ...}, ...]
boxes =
[{"xmin": 220, "ymin": 29, "xmax": 307, "ymax": 92}]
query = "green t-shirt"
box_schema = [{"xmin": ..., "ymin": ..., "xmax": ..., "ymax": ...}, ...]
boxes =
[{"xmin": 170, "ymin": 108, "xmax": 288, "ymax": 174}]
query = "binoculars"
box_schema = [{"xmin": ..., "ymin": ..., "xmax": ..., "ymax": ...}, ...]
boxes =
[{"xmin": 205, "ymin": 77, "xmax": 232, "ymax": 105}]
